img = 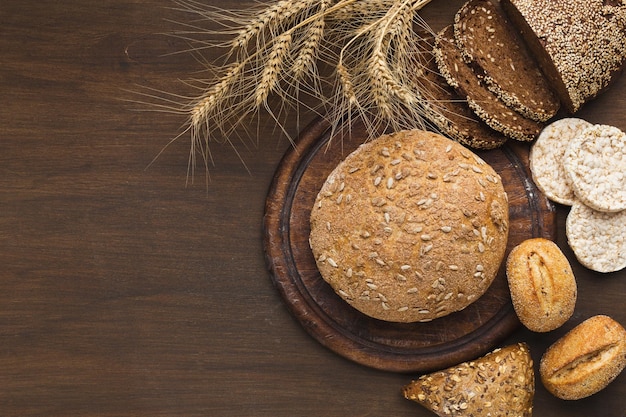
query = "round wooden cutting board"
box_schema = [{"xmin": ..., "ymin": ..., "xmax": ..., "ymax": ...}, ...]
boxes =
[{"xmin": 263, "ymin": 118, "xmax": 556, "ymax": 373}]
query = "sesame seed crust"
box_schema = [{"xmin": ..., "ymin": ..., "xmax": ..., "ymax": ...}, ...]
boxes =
[
  {"xmin": 529, "ymin": 118, "xmax": 592, "ymax": 206},
  {"xmin": 309, "ymin": 129, "xmax": 509, "ymax": 323},
  {"xmin": 502, "ymin": 0, "xmax": 626, "ymax": 113}
]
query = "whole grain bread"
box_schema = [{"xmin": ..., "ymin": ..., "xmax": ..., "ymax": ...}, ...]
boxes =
[
  {"xmin": 415, "ymin": 33, "xmax": 508, "ymax": 150},
  {"xmin": 434, "ymin": 25, "xmax": 543, "ymax": 142},
  {"xmin": 309, "ymin": 129, "xmax": 509, "ymax": 323},
  {"xmin": 403, "ymin": 343, "xmax": 535, "ymax": 417},
  {"xmin": 454, "ymin": 0, "xmax": 559, "ymax": 122},
  {"xmin": 501, "ymin": 0, "xmax": 626, "ymax": 113}
]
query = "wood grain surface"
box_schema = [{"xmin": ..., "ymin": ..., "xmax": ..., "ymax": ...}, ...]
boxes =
[{"xmin": 1, "ymin": 1, "xmax": 625, "ymax": 416}]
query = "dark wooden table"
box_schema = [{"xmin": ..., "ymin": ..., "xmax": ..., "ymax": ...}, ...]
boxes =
[{"xmin": 1, "ymin": 1, "xmax": 625, "ymax": 415}]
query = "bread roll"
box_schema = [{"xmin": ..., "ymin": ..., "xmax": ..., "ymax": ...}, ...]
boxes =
[
  {"xmin": 309, "ymin": 130, "xmax": 509, "ymax": 322},
  {"xmin": 403, "ymin": 343, "xmax": 535, "ymax": 417},
  {"xmin": 506, "ymin": 238, "xmax": 577, "ymax": 332},
  {"xmin": 540, "ymin": 315, "xmax": 626, "ymax": 400}
]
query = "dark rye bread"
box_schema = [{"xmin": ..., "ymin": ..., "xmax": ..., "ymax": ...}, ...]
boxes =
[
  {"xmin": 501, "ymin": 0, "xmax": 626, "ymax": 113},
  {"xmin": 434, "ymin": 25, "xmax": 543, "ymax": 142},
  {"xmin": 454, "ymin": 0, "xmax": 559, "ymax": 122},
  {"xmin": 415, "ymin": 33, "xmax": 508, "ymax": 149}
]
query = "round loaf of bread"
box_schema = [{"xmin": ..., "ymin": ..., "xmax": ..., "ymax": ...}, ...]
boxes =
[
  {"xmin": 309, "ymin": 130, "xmax": 509, "ymax": 322},
  {"xmin": 506, "ymin": 238, "xmax": 577, "ymax": 332},
  {"xmin": 540, "ymin": 315, "xmax": 626, "ymax": 400}
]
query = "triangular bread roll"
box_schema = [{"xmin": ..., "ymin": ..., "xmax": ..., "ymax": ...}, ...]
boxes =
[{"xmin": 403, "ymin": 343, "xmax": 534, "ymax": 416}]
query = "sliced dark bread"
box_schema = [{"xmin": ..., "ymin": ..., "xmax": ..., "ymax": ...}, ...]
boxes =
[
  {"xmin": 501, "ymin": 0, "xmax": 626, "ymax": 113},
  {"xmin": 434, "ymin": 25, "xmax": 543, "ymax": 142},
  {"xmin": 416, "ymin": 36, "xmax": 508, "ymax": 149},
  {"xmin": 453, "ymin": 0, "xmax": 559, "ymax": 122}
]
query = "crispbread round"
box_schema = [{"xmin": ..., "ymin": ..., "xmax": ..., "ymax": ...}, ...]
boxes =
[
  {"xmin": 563, "ymin": 124, "xmax": 626, "ymax": 212},
  {"xmin": 566, "ymin": 201, "xmax": 626, "ymax": 273},
  {"xmin": 529, "ymin": 118, "xmax": 592, "ymax": 205},
  {"xmin": 309, "ymin": 130, "xmax": 509, "ymax": 323}
]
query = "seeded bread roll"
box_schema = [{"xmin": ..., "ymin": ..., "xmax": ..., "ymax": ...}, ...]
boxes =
[
  {"xmin": 501, "ymin": 0, "xmax": 626, "ymax": 113},
  {"xmin": 540, "ymin": 315, "xmax": 626, "ymax": 400},
  {"xmin": 309, "ymin": 129, "xmax": 509, "ymax": 323},
  {"xmin": 403, "ymin": 343, "xmax": 535, "ymax": 417},
  {"xmin": 434, "ymin": 26, "xmax": 543, "ymax": 142},
  {"xmin": 454, "ymin": 0, "xmax": 559, "ymax": 122},
  {"xmin": 506, "ymin": 238, "xmax": 577, "ymax": 332}
]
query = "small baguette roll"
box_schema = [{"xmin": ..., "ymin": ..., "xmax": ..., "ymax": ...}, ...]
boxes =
[
  {"xmin": 506, "ymin": 238, "xmax": 577, "ymax": 332},
  {"xmin": 540, "ymin": 315, "xmax": 626, "ymax": 400}
]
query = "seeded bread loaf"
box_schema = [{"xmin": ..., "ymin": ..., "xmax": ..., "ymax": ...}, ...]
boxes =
[
  {"xmin": 454, "ymin": 0, "xmax": 559, "ymax": 122},
  {"xmin": 501, "ymin": 0, "xmax": 626, "ymax": 113},
  {"xmin": 403, "ymin": 343, "xmax": 535, "ymax": 417},
  {"xmin": 416, "ymin": 33, "xmax": 508, "ymax": 150},
  {"xmin": 540, "ymin": 315, "xmax": 626, "ymax": 400},
  {"xmin": 309, "ymin": 129, "xmax": 509, "ymax": 323},
  {"xmin": 434, "ymin": 26, "xmax": 543, "ymax": 142}
]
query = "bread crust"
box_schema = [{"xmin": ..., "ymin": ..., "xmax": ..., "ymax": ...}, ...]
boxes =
[
  {"xmin": 454, "ymin": 0, "xmax": 559, "ymax": 122},
  {"xmin": 506, "ymin": 238, "xmax": 577, "ymax": 332},
  {"xmin": 434, "ymin": 26, "xmax": 543, "ymax": 142},
  {"xmin": 540, "ymin": 315, "xmax": 626, "ymax": 400},
  {"xmin": 403, "ymin": 343, "xmax": 534, "ymax": 417},
  {"xmin": 309, "ymin": 130, "xmax": 509, "ymax": 322},
  {"xmin": 415, "ymin": 31, "xmax": 508, "ymax": 150},
  {"xmin": 501, "ymin": 0, "xmax": 626, "ymax": 113}
]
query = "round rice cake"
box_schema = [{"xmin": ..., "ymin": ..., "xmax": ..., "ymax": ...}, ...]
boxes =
[
  {"xmin": 529, "ymin": 118, "xmax": 592, "ymax": 205},
  {"xmin": 309, "ymin": 129, "xmax": 510, "ymax": 323},
  {"xmin": 566, "ymin": 201, "xmax": 626, "ymax": 273},
  {"xmin": 563, "ymin": 124, "xmax": 626, "ymax": 212}
]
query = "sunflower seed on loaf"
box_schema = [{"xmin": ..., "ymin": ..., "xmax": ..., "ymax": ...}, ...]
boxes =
[
  {"xmin": 309, "ymin": 130, "xmax": 509, "ymax": 323},
  {"xmin": 403, "ymin": 343, "xmax": 534, "ymax": 417}
]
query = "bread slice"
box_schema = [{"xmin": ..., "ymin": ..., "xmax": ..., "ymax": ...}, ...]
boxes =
[
  {"xmin": 501, "ymin": 0, "xmax": 626, "ymax": 113},
  {"xmin": 434, "ymin": 25, "xmax": 543, "ymax": 142},
  {"xmin": 415, "ymin": 33, "xmax": 508, "ymax": 149},
  {"xmin": 453, "ymin": 0, "xmax": 559, "ymax": 122},
  {"xmin": 403, "ymin": 343, "xmax": 535, "ymax": 416}
]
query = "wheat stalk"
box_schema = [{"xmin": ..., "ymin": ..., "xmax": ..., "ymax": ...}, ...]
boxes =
[{"xmin": 138, "ymin": 0, "xmax": 441, "ymax": 181}]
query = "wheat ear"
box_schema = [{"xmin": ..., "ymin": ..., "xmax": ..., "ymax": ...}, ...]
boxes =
[{"xmin": 138, "ymin": 0, "xmax": 447, "ymax": 182}]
